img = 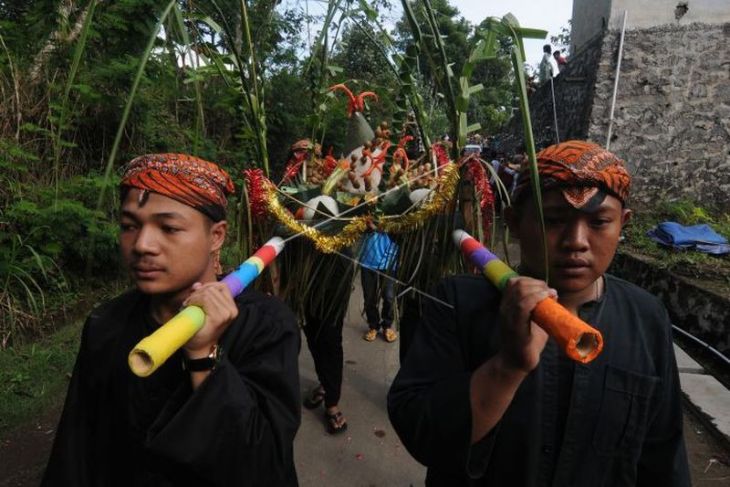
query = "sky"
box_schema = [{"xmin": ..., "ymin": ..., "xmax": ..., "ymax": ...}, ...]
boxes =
[
  {"xmin": 282, "ymin": 0, "xmax": 574, "ymax": 67},
  {"xmin": 448, "ymin": 0, "xmax": 574, "ymax": 66}
]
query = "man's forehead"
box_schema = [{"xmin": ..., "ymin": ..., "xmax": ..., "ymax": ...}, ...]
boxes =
[
  {"xmin": 122, "ymin": 188, "xmax": 197, "ymax": 217},
  {"xmin": 541, "ymin": 188, "xmax": 623, "ymax": 212}
]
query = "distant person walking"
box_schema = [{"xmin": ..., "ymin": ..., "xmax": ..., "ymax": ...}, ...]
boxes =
[
  {"xmin": 359, "ymin": 230, "xmax": 399, "ymax": 343},
  {"xmin": 539, "ymin": 44, "xmax": 556, "ymax": 83}
]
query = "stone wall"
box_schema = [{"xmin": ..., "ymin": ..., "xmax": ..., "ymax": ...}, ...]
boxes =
[
  {"xmin": 610, "ymin": 251, "xmax": 730, "ymax": 357},
  {"xmin": 587, "ymin": 23, "xmax": 730, "ymax": 210},
  {"xmin": 499, "ymin": 22, "xmax": 730, "ymax": 211},
  {"xmin": 498, "ymin": 32, "xmax": 605, "ymax": 154}
]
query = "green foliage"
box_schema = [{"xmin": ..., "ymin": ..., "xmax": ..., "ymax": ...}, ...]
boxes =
[
  {"xmin": 0, "ymin": 173, "xmax": 121, "ymax": 344},
  {"xmin": 331, "ymin": 25, "xmax": 399, "ymax": 122},
  {"xmin": 265, "ymin": 70, "xmax": 313, "ymax": 170},
  {"xmin": 395, "ymin": 0, "xmax": 471, "ymax": 81},
  {"xmin": 0, "ymin": 231, "xmax": 65, "ymax": 344},
  {"xmin": 0, "ymin": 0, "xmax": 541, "ymax": 346},
  {"xmin": 651, "ymin": 199, "xmax": 730, "ymax": 242},
  {"xmin": 0, "ymin": 318, "xmax": 82, "ymax": 434},
  {"xmin": 5, "ymin": 176, "xmax": 121, "ymax": 277},
  {"xmin": 550, "ymin": 21, "xmax": 572, "ymax": 55},
  {"xmin": 392, "ymin": 0, "xmax": 524, "ymax": 155},
  {"xmin": 622, "ymin": 199, "xmax": 730, "ymax": 285},
  {"xmin": 0, "ymin": 137, "xmax": 36, "ymax": 205},
  {"xmin": 7, "ymin": 204, "xmax": 118, "ymax": 278}
]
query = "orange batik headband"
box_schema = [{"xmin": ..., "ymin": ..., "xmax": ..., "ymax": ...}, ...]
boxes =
[
  {"xmin": 512, "ymin": 140, "xmax": 631, "ymax": 210},
  {"xmin": 121, "ymin": 153, "xmax": 235, "ymax": 221}
]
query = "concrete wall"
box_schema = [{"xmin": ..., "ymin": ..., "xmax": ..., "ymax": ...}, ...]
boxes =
[
  {"xmin": 609, "ymin": 0, "xmax": 730, "ymax": 29},
  {"xmin": 571, "ymin": 0, "xmax": 612, "ymax": 52},
  {"xmin": 610, "ymin": 251, "xmax": 730, "ymax": 357},
  {"xmin": 571, "ymin": 0, "xmax": 730, "ymax": 51},
  {"xmin": 587, "ymin": 23, "xmax": 730, "ymax": 210}
]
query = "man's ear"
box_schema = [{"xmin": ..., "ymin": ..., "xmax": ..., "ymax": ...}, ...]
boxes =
[
  {"xmin": 621, "ymin": 208, "xmax": 633, "ymax": 227},
  {"xmin": 210, "ymin": 221, "xmax": 227, "ymax": 252}
]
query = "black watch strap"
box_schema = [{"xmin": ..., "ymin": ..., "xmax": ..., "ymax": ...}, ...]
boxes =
[{"xmin": 183, "ymin": 344, "xmax": 221, "ymax": 372}]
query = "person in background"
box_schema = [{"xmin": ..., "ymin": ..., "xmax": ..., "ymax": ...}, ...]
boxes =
[
  {"xmin": 43, "ymin": 154, "xmax": 301, "ymax": 486},
  {"xmin": 299, "ymin": 246, "xmax": 354, "ymax": 435},
  {"xmin": 539, "ymin": 44, "xmax": 555, "ymax": 83},
  {"xmin": 553, "ymin": 50, "xmax": 567, "ymax": 72},
  {"xmin": 388, "ymin": 141, "xmax": 690, "ymax": 487},
  {"xmin": 359, "ymin": 229, "xmax": 399, "ymax": 343}
]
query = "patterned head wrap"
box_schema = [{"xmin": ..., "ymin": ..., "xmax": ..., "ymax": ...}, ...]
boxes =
[
  {"xmin": 121, "ymin": 153, "xmax": 235, "ymax": 222},
  {"xmin": 512, "ymin": 140, "xmax": 631, "ymax": 209}
]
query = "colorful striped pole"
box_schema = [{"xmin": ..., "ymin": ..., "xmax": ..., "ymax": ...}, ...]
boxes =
[
  {"xmin": 128, "ymin": 237, "xmax": 285, "ymax": 377},
  {"xmin": 453, "ymin": 230, "xmax": 603, "ymax": 363}
]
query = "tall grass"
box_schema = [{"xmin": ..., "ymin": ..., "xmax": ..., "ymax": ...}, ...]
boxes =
[
  {"xmin": 0, "ymin": 32, "xmax": 22, "ymax": 142},
  {"xmin": 205, "ymin": 0, "xmax": 274, "ymax": 176},
  {"xmin": 0, "ymin": 233, "xmax": 65, "ymax": 347},
  {"xmin": 51, "ymin": 0, "xmax": 99, "ymax": 207},
  {"xmin": 482, "ymin": 13, "xmax": 550, "ymax": 279}
]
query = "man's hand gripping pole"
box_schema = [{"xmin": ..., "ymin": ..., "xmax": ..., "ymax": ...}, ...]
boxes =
[
  {"xmin": 453, "ymin": 230, "xmax": 603, "ymax": 363},
  {"xmin": 128, "ymin": 237, "xmax": 285, "ymax": 377}
]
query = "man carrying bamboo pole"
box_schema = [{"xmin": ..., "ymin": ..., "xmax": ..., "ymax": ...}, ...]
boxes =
[
  {"xmin": 388, "ymin": 141, "xmax": 690, "ymax": 486},
  {"xmin": 43, "ymin": 154, "xmax": 300, "ymax": 486}
]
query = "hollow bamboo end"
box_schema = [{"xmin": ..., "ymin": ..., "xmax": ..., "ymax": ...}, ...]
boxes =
[
  {"xmin": 574, "ymin": 332, "xmax": 603, "ymax": 363},
  {"xmin": 129, "ymin": 350, "xmax": 155, "ymax": 377}
]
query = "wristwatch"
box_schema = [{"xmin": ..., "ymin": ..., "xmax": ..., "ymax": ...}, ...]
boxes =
[{"xmin": 182, "ymin": 344, "xmax": 222, "ymax": 372}]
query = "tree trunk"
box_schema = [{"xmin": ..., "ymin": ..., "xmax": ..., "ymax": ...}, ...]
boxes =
[{"xmin": 29, "ymin": 0, "xmax": 92, "ymax": 84}]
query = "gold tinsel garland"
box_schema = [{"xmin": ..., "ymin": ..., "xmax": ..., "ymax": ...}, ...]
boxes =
[
  {"xmin": 378, "ymin": 162, "xmax": 459, "ymax": 233},
  {"xmin": 263, "ymin": 162, "xmax": 460, "ymax": 253},
  {"xmin": 263, "ymin": 180, "xmax": 369, "ymax": 253}
]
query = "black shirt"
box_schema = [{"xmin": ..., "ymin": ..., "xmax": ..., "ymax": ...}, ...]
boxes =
[
  {"xmin": 388, "ymin": 274, "xmax": 690, "ymax": 487},
  {"xmin": 43, "ymin": 289, "xmax": 301, "ymax": 486}
]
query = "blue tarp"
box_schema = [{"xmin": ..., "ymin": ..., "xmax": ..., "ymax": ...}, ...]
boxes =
[{"xmin": 647, "ymin": 221, "xmax": 730, "ymax": 255}]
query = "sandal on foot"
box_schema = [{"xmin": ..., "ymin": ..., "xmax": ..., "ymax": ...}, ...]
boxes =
[
  {"xmin": 383, "ymin": 328, "xmax": 398, "ymax": 343},
  {"xmin": 325, "ymin": 410, "xmax": 348, "ymax": 435},
  {"xmin": 304, "ymin": 386, "xmax": 325, "ymax": 409},
  {"xmin": 363, "ymin": 328, "xmax": 378, "ymax": 342}
]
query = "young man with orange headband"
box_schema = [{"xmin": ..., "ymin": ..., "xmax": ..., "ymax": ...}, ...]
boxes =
[
  {"xmin": 388, "ymin": 141, "xmax": 690, "ymax": 486},
  {"xmin": 43, "ymin": 154, "xmax": 300, "ymax": 486}
]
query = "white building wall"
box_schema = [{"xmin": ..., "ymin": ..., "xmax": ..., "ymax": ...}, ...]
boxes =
[
  {"xmin": 572, "ymin": 0, "xmax": 730, "ymax": 52},
  {"xmin": 609, "ymin": 0, "xmax": 730, "ymax": 30},
  {"xmin": 570, "ymin": 0, "xmax": 613, "ymax": 52}
]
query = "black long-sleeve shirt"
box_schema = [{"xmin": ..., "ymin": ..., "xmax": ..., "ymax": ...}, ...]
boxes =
[
  {"xmin": 43, "ymin": 288, "xmax": 300, "ymax": 487},
  {"xmin": 388, "ymin": 274, "xmax": 690, "ymax": 487}
]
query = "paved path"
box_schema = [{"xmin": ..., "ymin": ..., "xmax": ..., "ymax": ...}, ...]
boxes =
[
  {"xmin": 675, "ymin": 345, "xmax": 730, "ymax": 442},
  {"xmin": 294, "ymin": 278, "xmax": 425, "ymax": 487}
]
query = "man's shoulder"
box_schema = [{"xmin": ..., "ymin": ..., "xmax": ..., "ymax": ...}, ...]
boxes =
[
  {"xmin": 426, "ymin": 274, "xmax": 501, "ymax": 364},
  {"xmin": 87, "ymin": 288, "xmax": 142, "ymax": 320},
  {"xmin": 605, "ymin": 274, "xmax": 670, "ymax": 327},
  {"xmin": 605, "ymin": 274, "xmax": 662, "ymax": 308},
  {"xmin": 234, "ymin": 289, "xmax": 298, "ymax": 330},
  {"xmin": 81, "ymin": 288, "xmax": 143, "ymax": 349},
  {"xmin": 441, "ymin": 272, "xmax": 496, "ymax": 291},
  {"xmin": 435, "ymin": 274, "xmax": 501, "ymax": 315},
  {"xmin": 223, "ymin": 289, "xmax": 299, "ymax": 359}
]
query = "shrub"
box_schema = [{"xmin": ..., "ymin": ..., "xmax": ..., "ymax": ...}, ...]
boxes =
[
  {"xmin": 6, "ymin": 198, "xmax": 120, "ymax": 277},
  {"xmin": 0, "ymin": 231, "xmax": 66, "ymax": 344}
]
